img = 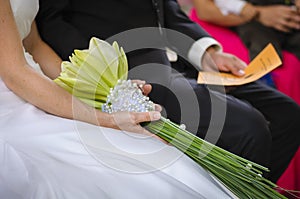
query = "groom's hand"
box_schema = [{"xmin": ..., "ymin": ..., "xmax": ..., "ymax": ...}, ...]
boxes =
[{"xmin": 201, "ymin": 47, "xmax": 247, "ymax": 76}]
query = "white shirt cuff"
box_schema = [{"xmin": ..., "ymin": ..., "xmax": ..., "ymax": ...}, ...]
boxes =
[{"xmin": 187, "ymin": 37, "xmax": 222, "ymax": 70}]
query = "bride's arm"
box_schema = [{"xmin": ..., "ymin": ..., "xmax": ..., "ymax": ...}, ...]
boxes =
[
  {"xmin": 0, "ymin": 0, "xmax": 160, "ymax": 134},
  {"xmin": 23, "ymin": 21, "xmax": 62, "ymax": 80}
]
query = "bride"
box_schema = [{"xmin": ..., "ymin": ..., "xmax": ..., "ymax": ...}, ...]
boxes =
[{"xmin": 0, "ymin": 0, "xmax": 235, "ymax": 198}]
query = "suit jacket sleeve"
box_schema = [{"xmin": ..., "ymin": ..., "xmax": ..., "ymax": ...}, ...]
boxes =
[
  {"xmin": 162, "ymin": 0, "xmax": 222, "ymax": 69},
  {"xmin": 163, "ymin": 0, "xmax": 213, "ymax": 57},
  {"xmin": 36, "ymin": 0, "xmax": 89, "ymax": 60}
]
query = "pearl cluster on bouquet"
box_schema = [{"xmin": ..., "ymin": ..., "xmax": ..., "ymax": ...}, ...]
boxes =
[{"xmin": 102, "ymin": 80, "xmax": 155, "ymax": 113}]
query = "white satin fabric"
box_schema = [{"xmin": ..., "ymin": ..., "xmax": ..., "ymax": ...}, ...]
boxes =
[{"xmin": 0, "ymin": 0, "xmax": 234, "ymax": 198}]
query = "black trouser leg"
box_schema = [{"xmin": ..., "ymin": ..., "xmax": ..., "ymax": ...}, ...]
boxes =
[
  {"xmin": 164, "ymin": 75, "xmax": 272, "ymax": 171},
  {"xmin": 229, "ymin": 81, "xmax": 300, "ymax": 182}
]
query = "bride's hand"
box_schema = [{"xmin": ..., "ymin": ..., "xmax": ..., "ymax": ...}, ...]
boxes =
[
  {"xmin": 110, "ymin": 111, "xmax": 161, "ymax": 133},
  {"xmin": 131, "ymin": 79, "xmax": 151, "ymax": 96},
  {"xmin": 98, "ymin": 79, "xmax": 164, "ymax": 141},
  {"xmin": 108, "ymin": 111, "xmax": 166, "ymax": 142},
  {"xmin": 131, "ymin": 79, "xmax": 162, "ymax": 112}
]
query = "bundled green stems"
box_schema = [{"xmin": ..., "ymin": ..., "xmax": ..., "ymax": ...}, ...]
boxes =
[{"xmin": 145, "ymin": 117, "xmax": 287, "ymax": 199}]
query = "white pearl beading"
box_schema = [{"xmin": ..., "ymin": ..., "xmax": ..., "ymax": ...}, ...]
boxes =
[{"xmin": 102, "ymin": 80, "xmax": 155, "ymax": 113}]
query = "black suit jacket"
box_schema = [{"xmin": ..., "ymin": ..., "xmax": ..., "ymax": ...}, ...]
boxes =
[
  {"xmin": 37, "ymin": 0, "xmax": 210, "ymax": 61},
  {"xmin": 37, "ymin": 0, "xmax": 213, "ymax": 104}
]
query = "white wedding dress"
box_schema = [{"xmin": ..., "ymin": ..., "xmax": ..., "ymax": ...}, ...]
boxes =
[{"xmin": 0, "ymin": 0, "xmax": 235, "ymax": 198}]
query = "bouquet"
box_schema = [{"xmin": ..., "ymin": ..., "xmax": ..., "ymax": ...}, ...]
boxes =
[{"xmin": 54, "ymin": 37, "xmax": 288, "ymax": 199}]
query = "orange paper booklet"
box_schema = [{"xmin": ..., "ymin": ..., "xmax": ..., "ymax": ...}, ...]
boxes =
[{"xmin": 197, "ymin": 44, "xmax": 282, "ymax": 86}]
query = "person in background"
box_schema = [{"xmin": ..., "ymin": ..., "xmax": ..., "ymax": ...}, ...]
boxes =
[
  {"xmin": 192, "ymin": 0, "xmax": 258, "ymax": 27},
  {"xmin": 192, "ymin": 0, "xmax": 300, "ymax": 60},
  {"xmin": 36, "ymin": 0, "xmax": 300, "ymax": 183}
]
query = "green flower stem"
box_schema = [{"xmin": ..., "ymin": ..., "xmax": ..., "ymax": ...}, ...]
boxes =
[{"xmin": 144, "ymin": 116, "xmax": 287, "ymax": 199}]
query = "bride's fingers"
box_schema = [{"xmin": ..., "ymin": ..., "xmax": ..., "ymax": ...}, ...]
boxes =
[
  {"xmin": 138, "ymin": 127, "xmax": 168, "ymax": 144},
  {"xmin": 154, "ymin": 104, "xmax": 162, "ymax": 112},
  {"xmin": 113, "ymin": 111, "xmax": 167, "ymax": 144},
  {"xmin": 131, "ymin": 79, "xmax": 152, "ymax": 95},
  {"xmin": 131, "ymin": 79, "xmax": 146, "ymax": 85},
  {"xmin": 141, "ymin": 84, "xmax": 152, "ymax": 95},
  {"xmin": 133, "ymin": 112, "xmax": 167, "ymax": 143}
]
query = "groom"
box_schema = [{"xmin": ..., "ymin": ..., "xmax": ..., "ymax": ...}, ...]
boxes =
[{"xmin": 36, "ymin": 0, "xmax": 300, "ymax": 182}]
